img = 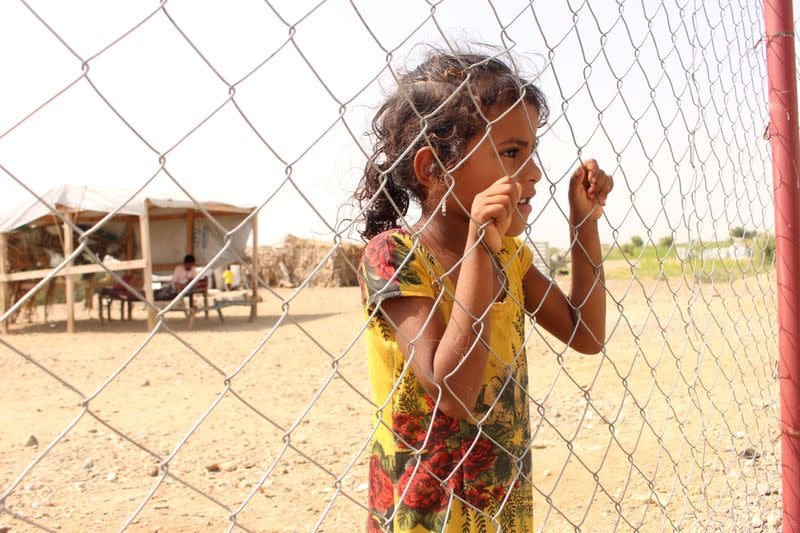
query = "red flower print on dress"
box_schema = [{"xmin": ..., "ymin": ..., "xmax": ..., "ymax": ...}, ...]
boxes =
[
  {"xmin": 397, "ymin": 452, "xmax": 460, "ymax": 512},
  {"xmin": 366, "ymin": 514, "xmax": 384, "ymax": 533},
  {"xmin": 393, "ymin": 411, "xmax": 426, "ymax": 449},
  {"xmin": 491, "ymin": 484, "xmax": 507, "ymax": 502},
  {"xmin": 464, "ymin": 481, "xmax": 492, "ymax": 509},
  {"xmin": 368, "ymin": 455, "xmax": 394, "ymax": 514},
  {"xmin": 364, "ymin": 235, "xmax": 397, "ymax": 281},
  {"xmin": 423, "ymin": 395, "xmax": 461, "ymax": 440},
  {"xmin": 462, "ymin": 437, "xmax": 497, "ymax": 481},
  {"xmin": 431, "ymin": 411, "xmax": 460, "ymax": 439}
]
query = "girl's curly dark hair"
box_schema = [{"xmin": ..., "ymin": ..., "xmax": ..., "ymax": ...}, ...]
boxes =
[{"xmin": 353, "ymin": 49, "xmax": 549, "ymax": 240}]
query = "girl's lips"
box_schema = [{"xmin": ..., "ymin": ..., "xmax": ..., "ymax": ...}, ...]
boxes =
[
  {"xmin": 517, "ymin": 202, "xmax": 532, "ymax": 217},
  {"xmin": 519, "ymin": 190, "xmax": 536, "ymax": 203},
  {"xmin": 517, "ymin": 191, "xmax": 535, "ymax": 207}
]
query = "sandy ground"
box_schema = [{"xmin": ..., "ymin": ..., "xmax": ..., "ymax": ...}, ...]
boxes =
[{"xmin": 0, "ymin": 277, "xmax": 783, "ymax": 532}]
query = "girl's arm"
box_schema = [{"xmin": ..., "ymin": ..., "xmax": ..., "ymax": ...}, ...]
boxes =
[
  {"xmin": 381, "ymin": 177, "xmax": 521, "ymax": 420},
  {"xmin": 523, "ymin": 159, "xmax": 613, "ymax": 354}
]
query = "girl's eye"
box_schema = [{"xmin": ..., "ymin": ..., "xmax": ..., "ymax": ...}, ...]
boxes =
[{"xmin": 502, "ymin": 148, "xmax": 519, "ymax": 158}]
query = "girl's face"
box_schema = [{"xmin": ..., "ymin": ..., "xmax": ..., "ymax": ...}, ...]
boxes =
[{"xmin": 447, "ymin": 101, "xmax": 542, "ymax": 236}]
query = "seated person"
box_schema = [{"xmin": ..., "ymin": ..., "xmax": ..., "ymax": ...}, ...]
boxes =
[
  {"xmin": 172, "ymin": 254, "xmax": 197, "ymax": 291},
  {"xmin": 155, "ymin": 255, "xmax": 198, "ymax": 300}
]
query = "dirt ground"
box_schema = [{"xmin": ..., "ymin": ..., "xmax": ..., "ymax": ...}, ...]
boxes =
[{"xmin": 0, "ymin": 277, "xmax": 783, "ymax": 532}]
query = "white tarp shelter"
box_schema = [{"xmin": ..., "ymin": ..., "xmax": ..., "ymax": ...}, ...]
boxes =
[{"xmin": 0, "ymin": 185, "xmax": 259, "ymax": 333}]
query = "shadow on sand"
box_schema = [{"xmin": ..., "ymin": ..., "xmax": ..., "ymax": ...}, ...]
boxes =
[{"xmin": 7, "ymin": 310, "xmax": 340, "ymax": 335}]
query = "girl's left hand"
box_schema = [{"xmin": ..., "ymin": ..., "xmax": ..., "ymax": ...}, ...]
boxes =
[{"xmin": 568, "ymin": 159, "xmax": 613, "ymax": 223}]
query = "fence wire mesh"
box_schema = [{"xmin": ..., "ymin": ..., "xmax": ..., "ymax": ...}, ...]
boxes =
[{"xmin": 0, "ymin": 0, "xmax": 786, "ymax": 531}]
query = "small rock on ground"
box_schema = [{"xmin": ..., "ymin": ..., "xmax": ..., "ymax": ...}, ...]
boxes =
[
  {"xmin": 24, "ymin": 435, "xmax": 38, "ymax": 447},
  {"xmin": 740, "ymin": 447, "xmax": 761, "ymax": 460},
  {"xmin": 636, "ymin": 493, "xmax": 659, "ymax": 505},
  {"xmin": 767, "ymin": 512, "xmax": 781, "ymax": 527}
]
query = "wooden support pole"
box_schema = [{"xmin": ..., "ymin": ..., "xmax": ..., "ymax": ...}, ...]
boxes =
[
  {"xmin": 139, "ymin": 206, "xmax": 156, "ymax": 330},
  {"xmin": 64, "ymin": 215, "xmax": 75, "ymax": 334},
  {"xmin": 185, "ymin": 210, "xmax": 194, "ymax": 256},
  {"xmin": 126, "ymin": 220, "xmax": 134, "ymax": 260},
  {"xmin": 0, "ymin": 234, "xmax": 8, "ymax": 334},
  {"xmin": 249, "ymin": 212, "xmax": 258, "ymax": 322}
]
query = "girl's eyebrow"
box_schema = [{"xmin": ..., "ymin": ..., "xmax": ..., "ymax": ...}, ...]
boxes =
[{"xmin": 498, "ymin": 138, "xmax": 531, "ymax": 147}]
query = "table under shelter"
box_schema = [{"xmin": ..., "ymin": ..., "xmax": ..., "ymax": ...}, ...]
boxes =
[{"xmin": 0, "ymin": 185, "xmax": 259, "ymax": 333}]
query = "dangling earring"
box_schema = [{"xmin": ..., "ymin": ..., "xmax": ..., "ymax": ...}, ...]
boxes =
[{"xmin": 441, "ymin": 199, "xmax": 447, "ymax": 217}]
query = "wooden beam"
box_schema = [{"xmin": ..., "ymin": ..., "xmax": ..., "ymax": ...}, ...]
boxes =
[
  {"xmin": 126, "ymin": 220, "xmax": 134, "ymax": 260},
  {"xmin": 152, "ymin": 262, "xmax": 182, "ymax": 272},
  {"xmin": 54, "ymin": 205, "xmax": 88, "ymax": 215},
  {"xmin": 181, "ymin": 203, "xmax": 254, "ymax": 215},
  {"xmin": 0, "ymin": 234, "xmax": 7, "ymax": 334},
  {"xmin": 3, "ymin": 213, "xmax": 137, "ymax": 234},
  {"xmin": 147, "ymin": 212, "xmax": 196, "ymax": 222},
  {"xmin": 0, "ymin": 259, "xmax": 147, "ymax": 283},
  {"xmin": 73, "ymin": 214, "xmax": 138, "ymax": 225},
  {"xmin": 185, "ymin": 210, "xmax": 194, "ymax": 256},
  {"xmin": 64, "ymin": 216, "xmax": 75, "ymax": 334},
  {"xmin": 139, "ymin": 210, "xmax": 156, "ymax": 330},
  {"xmin": 152, "ymin": 262, "xmax": 210, "ymax": 272},
  {"xmin": 249, "ymin": 212, "xmax": 258, "ymax": 322},
  {"xmin": 147, "ymin": 210, "xmax": 251, "ymax": 222}
]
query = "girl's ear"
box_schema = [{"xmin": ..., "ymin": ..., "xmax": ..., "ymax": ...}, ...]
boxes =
[{"xmin": 413, "ymin": 147, "xmax": 439, "ymax": 187}]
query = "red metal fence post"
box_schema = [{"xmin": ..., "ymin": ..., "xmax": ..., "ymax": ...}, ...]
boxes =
[{"xmin": 764, "ymin": 0, "xmax": 800, "ymax": 530}]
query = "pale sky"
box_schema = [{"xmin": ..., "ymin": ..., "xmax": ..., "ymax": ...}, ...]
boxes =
[{"xmin": 0, "ymin": 0, "xmax": 783, "ymax": 249}]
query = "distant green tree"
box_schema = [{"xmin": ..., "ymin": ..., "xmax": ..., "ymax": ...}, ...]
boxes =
[
  {"xmin": 744, "ymin": 229, "xmax": 758, "ymax": 239},
  {"xmin": 755, "ymin": 232, "xmax": 776, "ymax": 266},
  {"xmin": 630, "ymin": 235, "xmax": 644, "ymax": 248},
  {"xmin": 730, "ymin": 226, "xmax": 745, "ymax": 238},
  {"xmin": 658, "ymin": 235, "xmax": 674, "ymax": 248},
  {"xmin": 621, "ymin": 243, "xmax": 633, "ymax": 255}
]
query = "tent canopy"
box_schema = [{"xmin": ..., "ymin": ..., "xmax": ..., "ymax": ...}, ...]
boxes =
[
  {"xmin": 0, "ymin": 185, "xmax": 256, "ymax": 269},
  {"xmin": 0, "ymin": 184, "xmax": 254, "ymax": 233}
]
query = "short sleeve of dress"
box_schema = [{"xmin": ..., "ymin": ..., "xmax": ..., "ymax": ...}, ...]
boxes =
[
  {"xmin": 511, "ymin": 237, "xmax": 534, "ymax": 276},
  {"xmin": 358, "ymin": 230, "xmax": 436, "ymax": 310}
]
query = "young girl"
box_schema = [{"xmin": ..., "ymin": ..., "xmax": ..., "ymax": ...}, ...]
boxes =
[{"xmin": 355, "ymin": 51, "xmax": 613, "ymax": 533}]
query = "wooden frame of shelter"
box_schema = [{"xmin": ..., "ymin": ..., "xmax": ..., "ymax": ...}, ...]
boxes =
[{"xmin": 0, "ymin": 199, "xmax": 259, "ymax": 334}]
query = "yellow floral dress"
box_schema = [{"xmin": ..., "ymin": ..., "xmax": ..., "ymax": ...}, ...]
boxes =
[{"xmin": 358, "ymin": 229, "xmax": 534, "ymax": 533}]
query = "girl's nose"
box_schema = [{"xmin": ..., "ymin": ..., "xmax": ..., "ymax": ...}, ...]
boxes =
[{"xmin": 521, "ymin": 157, "xmax": 542, "ymax": 184}]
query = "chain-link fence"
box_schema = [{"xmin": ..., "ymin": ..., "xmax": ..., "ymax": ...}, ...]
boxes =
[{"xmin": 0, "ymin": 1, "xmax": 788, "ymax": 531}]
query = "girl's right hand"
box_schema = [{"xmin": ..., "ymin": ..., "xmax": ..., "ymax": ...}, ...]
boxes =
[{"xmin": 469, "ymin": 176, "xmax": 522, "ymax": 253}]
